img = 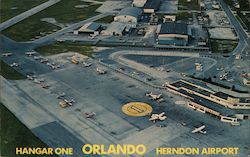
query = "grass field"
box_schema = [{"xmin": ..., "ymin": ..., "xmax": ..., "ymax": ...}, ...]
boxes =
[
  {"xmin": 210, "ymin": 39, "xmax": 238, "ymax": 53},
  {"xmin": 178, "ymin": 0, "xmax": 200, "ymax": 11},
  {"xmin": 0, "ymin": 104, "xmax": 58, "ymax": 157},
  {"xmin": 96, "ymin": 15, "xmax": 114, "ymax": 23},
  {"xmin": 0, "ymin": 60, "xmax": 26, "ymax": 80},
  {"xmin": 35, "ymin": 42, "xmax": 93, "ymax": 57},
  {"xmin": 0, "ymin": 0, "xmax": 47, "ymax": 23},
  {"xmin": 176, "ymin": 12, "xmax": 192, "ymax": 22},
  {"xmin": 2, "ymin": 0, "xmax": 102, "ymax": 42}
]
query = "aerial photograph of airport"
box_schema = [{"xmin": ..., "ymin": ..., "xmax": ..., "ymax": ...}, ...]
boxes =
[{"xmin": 0, "ymin": 0, "xmax": 249, "ymax": 156}]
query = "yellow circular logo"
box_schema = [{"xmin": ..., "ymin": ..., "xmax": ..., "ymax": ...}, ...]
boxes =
[{"xmin": 122, "ymin": 102, "xmax": 152, "ymax": 117}]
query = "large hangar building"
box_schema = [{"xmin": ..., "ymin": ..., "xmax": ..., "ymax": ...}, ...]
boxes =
[
  {"xmin": 114, "ymin": 7, "xmax": 143, "ymax": 27},
  {"xmin": 157, "ymin": 22, "xmax": 189, "ymax": 46}
]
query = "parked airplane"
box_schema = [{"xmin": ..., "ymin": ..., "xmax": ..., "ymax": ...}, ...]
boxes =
[
  {"xmin": 10, "ymin": 62, "xmax": 19, "ymax": 67},
  {"xmin": 41, "ymin": 83, "xmax": 49, "ymax": 89},
  {"xmin": 146, "ymin": 92, "xmax": 162, "ymax": 100},
  {"xmin": 191, "ymin": 125, "xmax": 207, "ymax": 134},
  {"xmin": 27, "ymin": 75, "xmax": 34, "ymax": 80},
  {"xmin": 149, "ymin": 112, "xmax": 167, "ymax": 123},
  {"xmin": 34, "ymin": 56, "xmax": 42, "ymax": 60},
  {"xmin": 27, "ymin": 75, "xmax": 36, "ymax": 80},
  {"xmin": 64, "ymin": 99, "xmax": 75, "ymax": 106},
  {"xmin": 40, "ymin": 58, "xmax": 49, "ymax": 63},
  {"xmin": 25, "ymin": 51, "xmax": 36, "ymax": 56},
  {"xmin": 2, "ymin": 53, "xmax": 12, "ymax": 57},
  {"xmin": 85, "ymin": 112, "xmax": 96, "ymax": 119},
  {"xmin": 56, "ymin": 92, "xmax": 65, "ymax": 99},
  {"xmin": 96, "ymin": 68, "xmax": 106, "ymax": 74},
  {"xmin": 51, "ymin": 65, "xmax": 60, "ymax": 69},
  {"xmin": 83, "ymin": 62, "xmax": 92, "ymax": 67},
  {"xmin": 33, "ymin": 78, "xmax": 44, "ymax": 84}
]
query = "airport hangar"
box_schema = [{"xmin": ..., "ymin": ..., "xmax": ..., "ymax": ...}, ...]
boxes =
[
  {"xmin": 157, "ymin": 22, "xmax": 190, "ymax": 46},
  {"xmin": 102, "ymin": 7, "xmax": 143, "ymax": 36},
  {"xmin": 132, "ymin": 0, "xmax": 161, "ymax": 13},
  {"xmin": 114, "ymin": 7, "xmax": 143, "ymax": 27}
]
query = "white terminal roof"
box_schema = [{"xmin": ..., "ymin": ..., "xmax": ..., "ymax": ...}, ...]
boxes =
[{"xmin": 102, "ymin": 22, "xmax": 127, "ymax": 35}]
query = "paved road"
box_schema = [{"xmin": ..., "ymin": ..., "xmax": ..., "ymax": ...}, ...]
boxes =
[
  {"xmin": 218, "ymin": 0, "xmax": 249, "ymax": 56},
  {"xmin": 0, "ymin": 0, "xmax": 61, "ymax": 31}
]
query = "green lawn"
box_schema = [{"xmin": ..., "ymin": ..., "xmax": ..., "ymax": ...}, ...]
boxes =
[
  {"xmin": 35, "ymin": 42, "xmax": 93, "ymax": 57},
  {"xmin": 96, "ymin": 15, "xmax": 114, "ymax": 23},
  {"xmin": 210, "ymin": 39, "xmax": 238, "ymax": 53},
  {"xmin": 176, "ymin": 12, "xmax": 192, "ymax": 22},
  {"xmin": 0, "ymin": 104, "xmax": 58, "ymax": 157},
  {"xmin": 178, "ymin": 0, "xmax": 200, "ymax": 11},
  {"xmin": 2, "ymin": 0, "xmax": 102, "ymax": 41},
  {"xmin": 0, "ymin": 0, "xmax": 47, "ymax": 23},
  {"xmin": 0, "ymin": 60, "xmax": 26, "ymax": 80},
  {"xmin": 236, "ymin": 14, "xmax": 249, "ymax": 31}
]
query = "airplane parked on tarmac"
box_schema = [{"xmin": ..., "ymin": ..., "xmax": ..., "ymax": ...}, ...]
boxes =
[
  {"xmin": 192, "ymin": 125, "xmax": 207, "ymax": 134},
  {"xmin": 149, "ymin": 112, "xmax": 167, "ymax": 123}
]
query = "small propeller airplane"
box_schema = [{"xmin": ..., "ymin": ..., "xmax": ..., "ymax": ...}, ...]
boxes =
[
  {"xmin": 27, "ymin": 75, "xmax": 36, "ymax": 80},
  {"xmin": 191, "ymin": 125, "xmax": 207, "ymax": 134},
  {"xmin": 25, "ymin": 51, "xmax": 36, "ymax": 56},
  {"xmin": 40, "ymin": 83, "xmax": 49, "ymax": 89},
  {"xmin": 56, "ymin": 92, "xmax": 66, "ymax": 99},
  {"xmin": 64, "ymin": 98, "xmax": 75, "ymax": 106},
  {"xmin": 146, "ymin": 92, "xmax": 162, "ymax": 100},
  {"xmin": 59, "ymin": 99, "xmax": 75, "ymax": 108},
  {"xmin": 84, "ymin": 112, "xmax": 96, "ymax": 119},
  {"xmin": 149, "ymin": 112, "xmax": 167, "ymax": 123},
  {"xmin": 2, "ymin": 53, "xmax": 12, "ymax": 57},
  {"xmin": 10, "ymin": 62, "xmax": 19, "ymax": 67},
  {"xmin": 40, "ymin": 58, "xmax": 49, "ymax": 63},
  {"xmin": 83, "ymin": 62, "xmax": 92, "ymax": 67},
  {"xmin": 34, "ymin": 56, "xmax": 42, "ymax": 60},
  {"xmin": 96, "ymin": 68, "xmax": 106, "ymax": 74},
  {"xmin": 33, "ymin": 78, "xmax": 45, "ymax": 84}
]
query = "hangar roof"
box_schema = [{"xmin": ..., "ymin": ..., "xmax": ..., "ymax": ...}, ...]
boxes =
[
  {"xmin": 144, "ymin": 0, "xmax": 161, "ymax": 10},
  {"xmin": 78, "ymin": 22, "xmax": 101, "ymax": 32},
  {"xmin": 117, "ymin": 7, "xmax": 143, "ymax": 18},
  {"xmin": 159, "ymin": 22, "xmax": 188, "ymax": 35}
]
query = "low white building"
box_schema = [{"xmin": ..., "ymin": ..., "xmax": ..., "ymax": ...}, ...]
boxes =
[
  {"xmin": 101, "ymin": 22, "xmax": 127, "ymax": 36},
  {"xmin": 77, "ymin": 22, "xmax": 102, "ymax": 34}
]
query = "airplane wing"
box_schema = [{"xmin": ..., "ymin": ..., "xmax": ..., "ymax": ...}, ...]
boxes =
[
  {"xmin": 158, "ymin": 112, "xmax": 165, "ymax": 117},
  {"xmin": 159, "ymin": 116, "xmax": 167, "ymax": 121},
  {"xmin": 192, "ymin": 125, "xmax": 206, "ymax": 133},
  {"xmin": 149, "ymin": 117, "xmax": 157, "ymax": 121}
]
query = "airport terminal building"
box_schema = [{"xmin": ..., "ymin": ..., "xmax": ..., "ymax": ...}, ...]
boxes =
[{"xmin": 164, "ymin": 80, "xmax": 250, "ymax": 125}]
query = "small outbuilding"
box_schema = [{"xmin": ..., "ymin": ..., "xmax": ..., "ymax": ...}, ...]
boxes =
[{"xmin": 77, "ymin": 22, "xmax": 102, "ymax": 34}]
